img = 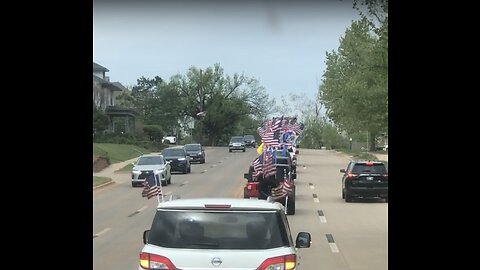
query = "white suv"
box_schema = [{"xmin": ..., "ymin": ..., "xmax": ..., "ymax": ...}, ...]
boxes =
[
  {"xmin": 138, "ymin": 197, "xmax": 311, "ymax": 269},
  {"xmin": 131, "ymin": 154, "xmax": 171, "ymax": 187}
]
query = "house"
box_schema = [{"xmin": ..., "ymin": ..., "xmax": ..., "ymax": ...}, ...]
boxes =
[{"xmin": 93, "ymin": 62, "xmax": 137, "ymax": 133}]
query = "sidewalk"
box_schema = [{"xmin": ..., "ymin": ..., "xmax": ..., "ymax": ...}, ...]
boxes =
[{"xmin": 93, "ymin": 156, "xmax": 139, "ymax": 189}]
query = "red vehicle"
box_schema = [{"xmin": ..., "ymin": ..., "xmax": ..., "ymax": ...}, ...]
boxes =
[{"xmin": 243, "ymin": 154, "xmax": 297, "ymax": 215}]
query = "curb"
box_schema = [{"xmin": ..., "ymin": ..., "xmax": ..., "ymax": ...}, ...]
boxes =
[{"xmin": 93, "ymin": 181, "xmax": 115, "ymax": 190}]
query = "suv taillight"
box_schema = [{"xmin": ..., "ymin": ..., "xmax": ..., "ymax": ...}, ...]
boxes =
[
  {"xmin": 258, "ymin": 254, "xmax": 296, "ymax": 270},
  {"xmin": 347, "ymin": 173, "xmax": 358, "ymax": 179},
  {"xmin": 139, "ymin": 252, "xmax": 176, "ymax": 269}
]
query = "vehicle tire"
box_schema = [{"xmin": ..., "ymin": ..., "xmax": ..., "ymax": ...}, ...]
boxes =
[
  {"xmin": 342, "ymin": 189, "xmax": 345, "ymax": 199},
  {"xmin": 243, "ymin": 187, "xmax": 249, "ymax": 198},
  {"xmin": 258, "ymin": 177, "xmax": 278, "ymax": 199},
  {"xmin": 183, "ymin": 167, "xmax": 188, "ymax": 174},
  {"xmin": 167, "ymin": 175, "xmax": 171, "ymax": 185},
  {"xmin": 131, "ymin": 183, "xmax": 136, "ymax": 187},
  {"xmin": 286, "ymin": 187, "xmax": 296, "ymax": 215},
  {"xmin": 188, "ymin": 165, "xmax": 191, "ymax": 173},
  {"xmin": 345, "ymin": 192, "xmax": 352, "ymax": 202},
  {"xmin": 243, "ymin": 149, "xmax": 245, "ymax": 152},
  {"xmin": 229, "ymin": 149, "xmax": 232, "ymax": 152},
  {"xmin": 161, "ymin": 180, "xmax": 167, "ymax": 186},
  {"xmin": 201, "ymin": 158, "xmax": 205, "ymax": 164}
]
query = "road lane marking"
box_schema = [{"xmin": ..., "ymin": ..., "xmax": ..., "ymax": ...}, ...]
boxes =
[
  {"xmin": 317, "ymin": 210, "xmax": 327, "ymax": 223},
  {"xmin": 93, "ymin": 227, "xmax": 111, "ymax": 238},
  {"xmin": 326, "ymin": 234, "xmax": 339, "ymax": 253},
  {"xmin": 309, "ymin": 183, "xmax": 315, "ymax": 189},
  {"xmin": 312, "ymin": 193, "xmax": 319, "ymax": 203},
  {"xmin": 128, "ymin": 205, "xmax": 149, "ymax": 217}
]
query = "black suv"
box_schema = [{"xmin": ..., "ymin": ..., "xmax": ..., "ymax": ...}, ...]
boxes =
[
  {"xmin": 184, "ymin": 143, "xmax": 205, "ymax": 164},
  {"xmin": 243, "ymin": 135, "xmax": 257, "ymax": 148},
  {"xmin": 162, "ymin": 146, "xmax": 191, "ymax": 174},
  {"xmin": 340, "ymin": 160, "xmax": 388, "ymax": 202}
]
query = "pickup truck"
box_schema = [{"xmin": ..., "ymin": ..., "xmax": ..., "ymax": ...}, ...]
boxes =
[
  {"xmin": 243, "ymin": 153, "xmax": 297, "ymax": 215},
  {"xmin": 162, "ymin": 135, "xmax": 177, "ymax": 144}
]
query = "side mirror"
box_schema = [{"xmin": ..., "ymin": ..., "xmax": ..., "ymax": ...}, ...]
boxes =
[
  {"xmin": 295, "ymin": 232, "xmax": 311, "ymax": 248},
  {"xmin": 340, "ymin": 169, "xmax": 346, "ymax": 173},
  {"xmin": 143, "ymin": 230, "xmax": 150, "ymax": 244}
]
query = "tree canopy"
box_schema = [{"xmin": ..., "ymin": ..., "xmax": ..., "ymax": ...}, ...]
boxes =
[{"xmin": 318, "ymin": 0, "xmax": 387, "ymax": 150}]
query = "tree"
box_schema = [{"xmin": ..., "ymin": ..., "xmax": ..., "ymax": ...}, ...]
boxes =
[
  {"xmin": 319, "ymin": 0, "xmax": 387, "ymax": 150},
  {"xmin": 170, "ymin": 64, "xmax": 272, "ymax": 145},
  {"xmin": 93, "ymin": 101, "xmax": 109, "ymax": 134}
]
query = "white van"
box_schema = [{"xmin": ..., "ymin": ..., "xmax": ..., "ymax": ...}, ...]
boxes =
[{"xmin": 138, "ymin": 197, "xmax": 311, "ymax": 269}]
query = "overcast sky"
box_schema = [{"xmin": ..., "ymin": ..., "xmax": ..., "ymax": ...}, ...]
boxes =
[{"xmin": 93, "ymin": 0, "xmax": 361, "ymax": 102}]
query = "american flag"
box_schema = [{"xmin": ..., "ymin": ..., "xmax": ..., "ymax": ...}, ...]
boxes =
[
  {"xmin": 252, "ymin": 155, "xmax": 263, "ymax": 177},
  {"xmin": 282, "ymin": 179, "xmax": 294, "ymax": 193},
  {"xmin": 263, "ymin": 150, "xmax": 276, "ymax": 177},
  {"xmin": 141, "ymin": 173, "xmax": 162, "ymax": 199}
]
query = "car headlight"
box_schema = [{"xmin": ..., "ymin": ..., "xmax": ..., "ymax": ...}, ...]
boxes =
[
  {"xmin": 178, "ymin": 158, "xmax": 186, "ymax": 161},
  {"xmin": 132, "ymin": 170, "xmax": 141, "ymax": 174},
  {"xmin": 155, "ymin": 169, "xmax": 164, "ymax": 174}
]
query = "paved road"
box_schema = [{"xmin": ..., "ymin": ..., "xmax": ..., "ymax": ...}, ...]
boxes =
[
  {"xmin": 92, "ymin": 150, "xmax": 388, "ymax": 190},
  {"xmin": 93, "ymin": 147, "xmax": 388, "ymax": 270}
]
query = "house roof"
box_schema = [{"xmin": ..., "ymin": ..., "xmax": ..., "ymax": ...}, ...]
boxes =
[
  {"xmin": 93, "ymin": 62, "xmax": 109, "ymax": 72},
  {"xmin": 93, "ymin": 75, "xmax": 126, "ymax": 92}
]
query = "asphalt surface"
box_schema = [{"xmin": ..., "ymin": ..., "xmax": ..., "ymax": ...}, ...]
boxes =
[{"xmin": 93, "ymin": 151, "xmax": 388, "ymax": 190}]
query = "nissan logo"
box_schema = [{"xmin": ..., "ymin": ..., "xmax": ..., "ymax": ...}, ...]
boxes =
[{"xmin": 211, "ymin": 257, "xmax": 222, "ymax": 266}]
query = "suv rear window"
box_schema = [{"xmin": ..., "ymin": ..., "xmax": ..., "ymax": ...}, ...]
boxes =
[
  {"xmin": 352, "ymin": 164, "xmax": 387, "ymax": 173},
  {"xmin": 137, "ymin": 156, "xmax": 164, "ymax": 165},
  {"xmin": 230, "ymin": 136, "xmax": 244, "ymax": 142},
  {"xmin": 185, "ymin": 144, "xmax": 201, "ymax": 151},
  {"xmin": 162, "ymin": 149, "xmax": 185, "ymax": 156},
  {"xmin": 147, "ymin": 210, "xmax": 289, "ymax": 249}
]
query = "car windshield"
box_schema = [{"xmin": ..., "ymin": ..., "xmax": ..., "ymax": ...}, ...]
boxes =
[
  {"xmin": 147, "ymin": 210, "xmax": 289, "ymax": 249},
  {"xmin": 352, "ymin": 164, "xmax": 387, "ymax": 173},
  {"xmin": 163, "ymin": 149, "xmax": 185, "ymax": 156},
  {"xmin": 230, "ymin": 137, "xmax": 244, "ymax": 143},
  {"xmin": 185, "ymin": 144, "xmax": 201, "ymax": 151},
  {"xmin": 137, "ymin": 156, "xmax": 164, "ymax": 165}
]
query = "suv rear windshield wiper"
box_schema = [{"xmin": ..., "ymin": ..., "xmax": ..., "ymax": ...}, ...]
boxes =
[{"xmin": 184, "ymin": 242, "xmax": 219, "ymax": 247}]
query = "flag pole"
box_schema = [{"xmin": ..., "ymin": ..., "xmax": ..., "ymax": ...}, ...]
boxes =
[{"xmin": 154, "ymin": 173, "xmax": 163, "ymax": 203}]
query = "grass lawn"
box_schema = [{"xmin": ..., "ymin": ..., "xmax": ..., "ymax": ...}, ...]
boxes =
[
  {"xmin": 93, "ymin": 143, "xmax": 149, "ymax": 163},
  {"xmin": 93, "ymin": 176, "xmax": 112, "ymax": 187},
  {"xmin": 117, "ymin": 163, "xmax": 134, "ymax": 172}
]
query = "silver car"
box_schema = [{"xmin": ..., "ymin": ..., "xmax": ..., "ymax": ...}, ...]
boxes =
[
  {"xmin": 229, "ymin": 136, "xmax": 246, "ymax": 152},
  {"xmin": 131, "ymin": 154, "xmax": 171, "ymax": 187},
  {"xmin": 139, "ymin": 197, "xmax": 311, "ymax": 269}
]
